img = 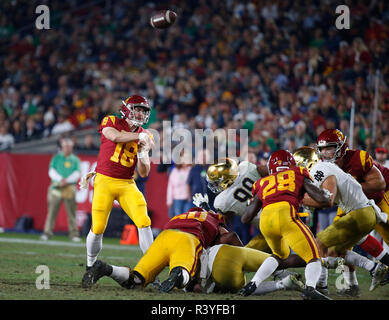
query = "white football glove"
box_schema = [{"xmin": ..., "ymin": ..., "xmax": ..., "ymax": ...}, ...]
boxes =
[
  {"xmin": 192, "ymin": 193, "xmax": 209, "ymax": 210},
  {"xmin": 79, "ymin": 171, "xmax": 96, "ymax": 189}
]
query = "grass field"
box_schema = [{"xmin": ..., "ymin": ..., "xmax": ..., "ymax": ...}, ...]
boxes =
[{"xmin": 0, "ymin": 232, "xmax": 388, "ymax": 301}]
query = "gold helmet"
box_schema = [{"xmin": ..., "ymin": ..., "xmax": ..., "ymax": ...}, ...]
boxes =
[
  {"xmin": 206, "ymin": 158, "xmax": 239, "ymax": 193},
  {"xmin": 293, "ymin": 146, "xmax": 319, "ymax": 171}
]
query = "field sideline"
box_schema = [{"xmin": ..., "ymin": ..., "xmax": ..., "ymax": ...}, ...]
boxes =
[{"xmin": 0, "ymin": 232, "xmax": 388, "ymax": 301}]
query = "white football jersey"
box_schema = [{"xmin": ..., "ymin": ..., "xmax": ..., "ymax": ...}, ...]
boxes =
[
  {"xmin": 310, "ymin": 161, "xmax": 369, "ymax": 212},
  {"xmin": 310, "ymin": 161, "xmax": 387, "ymax": 223},
  {"xmin": 213, "ymin": 161, "xmax": 261, "ymax": 226}
]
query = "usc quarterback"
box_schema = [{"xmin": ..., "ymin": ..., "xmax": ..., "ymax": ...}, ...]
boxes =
[
  {"xmin": 239, "ymin": 150, "xmax": 332, "ymax": 299},
  {"xmin": 82, "ymin": 95, "xmax": 155, "ymax": 288}
]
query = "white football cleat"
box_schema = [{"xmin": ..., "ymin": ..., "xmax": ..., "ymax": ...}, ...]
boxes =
[{"xmin": 370, "ymin": 263, "xmax": 388, "ymax": 291}]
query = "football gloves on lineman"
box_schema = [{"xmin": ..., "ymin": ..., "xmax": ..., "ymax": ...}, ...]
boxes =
[{"xmin": 192, "ymin": 193, "xmax": 211, "ymax": 211}]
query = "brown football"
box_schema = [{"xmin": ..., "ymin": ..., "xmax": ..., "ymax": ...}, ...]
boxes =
[{"xmin": 150, "ymin": 10, "xmax": 177, "ymax": 29}]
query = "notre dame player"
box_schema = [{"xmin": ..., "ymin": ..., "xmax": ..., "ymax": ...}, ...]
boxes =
[{"xmin": 198, "ymin": 158, "xmax": 271, "ymax": 252}]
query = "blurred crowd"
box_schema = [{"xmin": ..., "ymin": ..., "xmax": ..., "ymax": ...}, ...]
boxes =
[{"xmin": 0, "ymin": 0, "xmax": 389, "ymax": 160}]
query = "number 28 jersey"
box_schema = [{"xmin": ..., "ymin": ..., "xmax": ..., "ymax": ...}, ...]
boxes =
[
  {"xmin": 252, "ymin": 166, "xmax": 311, "ymax": 212},
  {"xmin": 95, "ymin": 115, "xmax": 145, "ymax": 179}
]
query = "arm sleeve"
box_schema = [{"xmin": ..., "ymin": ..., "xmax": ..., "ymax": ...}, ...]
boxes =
[
  {"xmin": 65, "ymin": 170, "xmax": 81, "ymax": 184},
  {"xmin": 49, "ymin": 167, "xmax": 63, "ymax": 182}
]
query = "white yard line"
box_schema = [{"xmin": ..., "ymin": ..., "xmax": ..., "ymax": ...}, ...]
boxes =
[{"xmin": 0, "ymin": 237, "xmax": 141, "ymax": 252}]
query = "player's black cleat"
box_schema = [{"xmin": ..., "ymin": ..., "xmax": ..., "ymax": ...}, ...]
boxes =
[
  {"xmin": 336, "ymin": 284, "xmax": 361, "ymax": 297},
  {"xmin": 316, "ymin": 285, "xmax": 329, "ymax": 295},
  {"xmin": 237, "ymin": 281, "xmax": 257, "ymax": 296},
  {"xmin": 302, "ymin": 286, "xmax": 332, "ymax": 300},
  {"xmin": 81, "ymin": 260, "xmax": 112, "ymax": 288},
  {"xmin": 159, "ymin": 267, "xmax": 184, "ymax": 293}
]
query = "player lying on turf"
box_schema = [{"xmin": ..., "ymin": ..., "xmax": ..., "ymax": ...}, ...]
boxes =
[
  {"xmin": 81, "ymin": 207, "xmax": 243, "ymax": 292},
  {"xmin": 192, "ymin": 243, "xmax": 306, "ymax": 295},
  {"xmin": 294, "ymin": 146, "xmax": 389, "ymax": 295},
  {"xmin": 238, "ymin": 150, "xmax": 332, "ymax": 300}
]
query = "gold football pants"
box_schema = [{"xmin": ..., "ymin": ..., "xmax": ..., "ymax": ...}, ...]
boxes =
[
  {"xmin": 320, "ymin": 206, "xmax": 376, "ymax": 253},
  {"xmin": 133, "ymin": 229, "xmax": 203, "ymax": 285},
  {"xmin": 245, "ymin": 233, "xmax": 272, "ymax": 253},
  {"xmin": 260, "ymin": 201, "xmax": 320, "ymax": 263},
  {"xmin": 374, "ymin": 191, "xmax": 389, "ymax": 245},
  {"xmin": 211, "ymin": 244, "xmax": 270, "ymax": 292},
  {"xmin": 335, "ymin": 191, "xmax": 389, "ymax": 247},
  {"xmin": 91, "ymin": 173, "xmax": 150, "ymax": 234}
]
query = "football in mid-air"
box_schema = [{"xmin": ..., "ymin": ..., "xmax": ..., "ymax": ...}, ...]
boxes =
[{"xmin": 150, "ymin": 10, "xmax": 177, "ymax": 29}]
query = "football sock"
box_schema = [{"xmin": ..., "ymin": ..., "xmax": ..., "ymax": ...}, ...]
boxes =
[
  {"xmin": 343, "ymin": 268, "xmax": 359, "ymax": 287},
  {"xmin": 359, "ymin": 234, "xmax": 384, "ymax": 258},
  {"xmin": 138, "ymin": 226, "xmax": 154, "ymax": 254},
  {"xmin": 322, "ymin": 256, "xmax": 339, "ymax": 268},
  {"xmin": 86, "ymin": 231, "xmax": 103, "ymax": 267},
  {"xmin": 253, "ymin": 281, "xmax": 280, "ymax": 295},
  {"xmin": 344, "ymin": 250, "xmax": 375, "ymax": 271},
  {"xmin": 181, "ymin": 269, "xmax": 190, "ymax": 287},
  {"xmin": 109, "ymin": 266, "xmax": 130, "ymax": 285},
  {"xmin": 251, "ymin": 256, "xmax": 279, "ymax": 287},
  {"xmin": 317, "ymin": 266, "xmax": 328, "ymax": 288},
  {"xmin": 305, "ymin": 260, "xmax": 322, "ymax": 288}
]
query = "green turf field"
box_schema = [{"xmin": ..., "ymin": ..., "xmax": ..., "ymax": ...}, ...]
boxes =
[{"xmin": 0, "ymin": 232, "xmax": 388, "ymax": 301}]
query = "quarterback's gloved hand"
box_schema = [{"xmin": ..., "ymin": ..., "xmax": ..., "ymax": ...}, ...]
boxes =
[
  {"xmin": 79, "ymin": 171, "xmax": 96, "ymax": 190},
  {"xmin": 192, "ymin": 193, "xmax": 210, "ymax": 211}
]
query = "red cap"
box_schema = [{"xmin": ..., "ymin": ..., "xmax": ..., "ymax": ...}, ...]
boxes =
[{"xmin": 375, "ymin": 147, "xmax": 388, "ymax": 154}]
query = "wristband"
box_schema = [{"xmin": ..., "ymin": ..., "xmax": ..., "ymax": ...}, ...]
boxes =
[{"xmin": 138, "ymin": 150, "xmax": 149, "ymax": 159}]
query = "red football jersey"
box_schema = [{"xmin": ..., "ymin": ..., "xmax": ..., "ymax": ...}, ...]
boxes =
[
  {"xmin": 252, "ymin": 166, "xmax": 311, "ymax": 212},
  {"xmin": 163, "ymin": 209, "xmax": 225, "ymax": 248},
  {"xmin": 340, "ymin": 149, "xmax": 384, "ymax": 203},
  {"xmin": 95, "ymin": 115, "xmax": 145, "ymax": 179}
]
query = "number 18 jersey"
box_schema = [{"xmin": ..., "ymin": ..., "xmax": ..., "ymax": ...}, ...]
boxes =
[
  {"xmin": 96, "ymin": 115, "xmax": 145, "ymax": 179},
  {"xmin": 252, "ymin": 166, "xmax": 311, "ymax": 212}
]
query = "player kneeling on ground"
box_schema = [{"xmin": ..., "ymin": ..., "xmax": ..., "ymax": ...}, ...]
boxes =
[{"xmin": 82, "ymin": 208, "xmax": 243, "ymax": 292}]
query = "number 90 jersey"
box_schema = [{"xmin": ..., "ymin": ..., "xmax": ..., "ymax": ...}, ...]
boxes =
[
  {"xmin": 95, "ymin": 115, "xmax": 144, "ymax": 179},
  {"xmin": 253, "ymin": 166, "xmax": 311, "ymax": 213},
  {"xmin": 213, "ymin": 161, "xmax": 261, "ymax": 224}
]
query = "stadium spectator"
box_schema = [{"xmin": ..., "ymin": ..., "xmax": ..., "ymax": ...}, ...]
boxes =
[
  {"xmin": 166, "ymin": 154, "xmax": 192, "ymax": 218},
  {"xmin": 1, "ymin": 0, "xmax": 389, "ymax": 239},
  {"xmin": 0, "ymin": 120, "xmax": 14, "ymax": 150},
  {"xmin": 186, "ymin": 149, "xmax": 211, "ymax": 207},
  {"xmin": 74, "ymin": 133, "xmax": 99, "ymax": 154},
  {"xmin": 375, "ymin": 147, "xmax": 389, "ymax": 167},
  {"xmin": 40, "ymin": 138, "xmax": 81, "ymax": 242}
]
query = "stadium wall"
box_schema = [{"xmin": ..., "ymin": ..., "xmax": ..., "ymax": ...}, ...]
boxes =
[{"xmin": 0, "ymin": 153, "xmax": 169, "ymax": 232}]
